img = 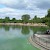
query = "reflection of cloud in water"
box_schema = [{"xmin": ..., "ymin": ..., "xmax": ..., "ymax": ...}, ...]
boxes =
[
  {"xmin": 0, "ymin": 29, "xmax": 22, "ymax": 39},
  {"xmin": 0, "ymin": 28, "xmax": 33, "ymax": 39}
]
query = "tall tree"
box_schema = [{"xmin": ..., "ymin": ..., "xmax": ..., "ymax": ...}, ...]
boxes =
[
  {"xmin": 34, "ymin": 15, "xmax": 37, "ymax": 19},
  {"xmin": 32, "ymin": 15, "xmax": 37, "ymax": 23},
  {"xmin": 21, "ymin": 14, "xmax": 30, "ymax": 23},
  {"xmin": 32, "ymin": 15, "xmax": 42, "ymax": 23},
  {"xmin": 46, "ymin": 9, "xmax": 50, "ymax": 17},
  {"xmin": 12, "ymin": 18, "xmax": 16, "ymax": 23},
  {"xmin": 4, "ymin": 17, "xmax": 10, "ymax": 23},
  {"xmin": 43, "ymin": 9, "xmax": 50, "ymax": 26}
]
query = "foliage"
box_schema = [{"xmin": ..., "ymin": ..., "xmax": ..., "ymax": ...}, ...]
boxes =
[
  {"xmin": 0, "ymin": 9, "xmax": 50, "ymax": 27},
  {"xmin": 43, "ymin": 9, "xmax": 50, "ymax": 26},
  {"xmin": 32, "ymin": 15, "xmax": 42, "ymax": 23},
  {"xmin": 0, "ymin": 19, "xmax": 4, "ymax": 23},
  {"xmin": 21, "ymin": 14, "xmax": 30, "ymax": 23},
  {"xmin": 4, "ymin": 17, "xmax": 10, "ymax": 23},
  {"xmin": 21, "ymin": 26, "xmax": 30, "ymax": 35},
  {"xmin": 46, "ymin": 9, "xmax": 50, "ymax": 17},
  {"xmin": 11, "ymin": 18, "xmax": 17, "ymax": 23}
]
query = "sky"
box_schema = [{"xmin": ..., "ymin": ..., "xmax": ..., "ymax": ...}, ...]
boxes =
[{"xmin": 0, "ymin": 0, "xmax": 50, "ymax": 19}]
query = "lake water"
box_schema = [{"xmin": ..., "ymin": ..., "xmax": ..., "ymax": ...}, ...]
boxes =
[{"xmin": 0, "ymin": 25, "xmax": 50, "ymax": 50}]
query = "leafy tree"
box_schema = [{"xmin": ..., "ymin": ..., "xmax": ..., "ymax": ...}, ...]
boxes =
[
  {"xmin": 42, "ymin": 9, "xmax": 50, "ymax": 26},
  {"xmin": 34, "ymin": 15, "xmax": 37, "ymax": 19},
  {"xmin": 0, "ymin": 19, "xmax": 3, "ymax": 23},
  {"xmin": 11, "ymin": 18, "xmax": 17, "ymax": 23},
  {"xmin": 4, "ymin": 17, "xmax": 10, "ymax": 23},
  {"xmin": 46, "ymin": 9, "xmax": 50, "ymax": 17},
  {"xmin": 16, "ymin": 20, "xmax": 22, "ymax": 23},
  {"xmin": 32, "ymin": 15, "xmax": 42, "ymax": 23},
  {"xmin": 21, "ymin": 14, "xmax": 30, "ymax": 23},
  {"xmin": 32, "ymin": 15, "xmax": 37, "ymax": 23}
]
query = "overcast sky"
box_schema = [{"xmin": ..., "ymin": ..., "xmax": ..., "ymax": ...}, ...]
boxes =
[{"xmin": 0, "ymin": 0, "xmax": 50, "ymax": 19}]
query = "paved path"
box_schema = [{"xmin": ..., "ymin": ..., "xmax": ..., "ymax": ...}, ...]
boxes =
[{"xmin": 29, "ymin": 35, "xmax": 50, "ymax": 50}]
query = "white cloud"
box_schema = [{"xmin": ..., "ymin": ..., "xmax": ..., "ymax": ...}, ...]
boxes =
[
  {"xmin": 0, "ymin": 0, "xmax": 49, "ymax": 19},
  {"xmin": 0, "ymin": 7, "xmax": 47, "ymax": 19},
  {"xmin": 0, "ymin": 0, "xmax": 37, "ymax": 10},
  {"xmin": 0, "ymin": 0, "xmax": 50, "ymax": 10}
]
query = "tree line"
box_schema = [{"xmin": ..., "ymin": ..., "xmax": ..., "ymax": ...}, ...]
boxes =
[{"xmin": 0, "ymin": 9, "xmax": 50, "ymax": 26}]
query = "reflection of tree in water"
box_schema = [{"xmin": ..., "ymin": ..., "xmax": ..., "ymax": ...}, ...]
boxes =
[
  {"xmin": 0, "ymin": 25, "xmax": 3, "ymax": 29},
  {"xmin": 30, "ymin": 26, "xmax": 50, "ymax": 34},
  {"xmin": 21, "ymin": 26, "xmax": 30, "ymax": 35},
  {"xmin": 3, "ymin": 25, "xmax": 10, "ymax": 31},
  {"xmin": 11, "ymin": 26, "xmax": 17, "ymax": 29},
  {"xmin": 0, "ymin": 25, "xmax": 22, "ymax": 31},
  {"xmin": 0, "ymin": 25, "xmax": 10, "ymax": 31},
  {"xmin": 12, "ymin": 25, "xmax": 21, "ymax": 29}
]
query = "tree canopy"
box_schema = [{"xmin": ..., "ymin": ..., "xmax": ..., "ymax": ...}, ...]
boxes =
[
  {"xmin": 21, "ymin": 14, "xmax": 30, "ymax": 23},
  {"xmin": 46, "ymin": 9, "xmax": 50, "ymax": 17},
  {"xmin": 11, "ymin": 18, "xmax": 16, "ymax": 23},
  {"xmin": 0, "ymin": 9, "xmax": 50, "ymax": 26},
  {"xmin": 4, "ymin": 17, "xmax": 10, "ymax": 23}
]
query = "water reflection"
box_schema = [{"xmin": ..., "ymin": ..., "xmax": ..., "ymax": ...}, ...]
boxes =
[
  {"xmin": 30, "ymin": 26, "xmax": 50, "ymax": 34},
  {"xmin": 0, "ymin": 25, "xmax": 10, "ymax": 31},
  {"xmin": 0, "ymin": 25, "xmax": 50, "ymax": 34},
  {"xmin": 0, "ymin": 25, "xmax": 21, "ymax": 31},
  {"xmin": 11, "ymin": 25, "xmax": 21, "ymax": 30},
  {"xmin": 0, "ymin": 25, "xmax": 41, "ymax": 50},
  {"xmin": 21, "ymin": 26, "xmax": 30, "ymax": 35},
  {"xmin": 3, "ymin": 25, "xmax": 10, "ymax": 31},
  {"xmin": 0, "ymin": 25, "xmax": 50, "ymax": 50}
]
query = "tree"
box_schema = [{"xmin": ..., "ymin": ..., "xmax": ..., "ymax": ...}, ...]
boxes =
[
  {"xmin": 32, "ymin": 15, "xmax": 42, "ymax": 23},
  {"xmin": 46, "ymin": 9, "xmax": 50, "ymax": 17},
  {"xmin": 11, "ymin": 18, "xmax": 17, "ymax": 23},
  {"xmin": 43, "ymin": 9, "xmax": 50, "ymax": 26},
  {"xmin": 0, "ymin": 19, "xmax": 4, "ymax": 23},
  {"xmin": 34, "ymin": 15, "xmax": 37, "ymax": 19},
  {"xmin": 4, "ymin": 17, "xmax": 10, "ymax": 23},
  {"xmin": 21, "ymin": 14, "xmax": 30, "ymax": 23},
  {"xmin": 32, "ymin": 15, "xmax": 37, "ymax": 23}
]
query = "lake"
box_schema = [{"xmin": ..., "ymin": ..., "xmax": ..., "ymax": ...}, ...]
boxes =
[{"xmin": 0, "ymin": 25, "xmax": 50, "ymax": 50}]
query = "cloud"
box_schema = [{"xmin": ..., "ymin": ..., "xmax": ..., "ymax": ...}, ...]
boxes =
[
  {"xmin": 0, "ymin": 0, "xmax": 37, "ymax": 10},
  {"xmin": 0, "ymin": 0, "xmax": 49, "ymax": 19},
  {"xmin": 0, "ymin": 0, "xmax": 27, "ymax": 9},
  {"xmin": 0, "ymin": 0, "xmax": 44, "ymax": 10},
  {"xmin": 0, "ymin": 7, "xmax": 47, "ymax": 19},
  {"xmin": 0, "ymin": 0, "xmax": 50, "ymax": 10},
  {"xmin": 36, "ymin": 0, "xmax": 50, "ymax": 10}
]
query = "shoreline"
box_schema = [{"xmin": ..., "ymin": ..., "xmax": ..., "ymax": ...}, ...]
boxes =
[
  {"xmin": 0, "ymin": 23, "xmax": 47, "ymax": 26},
  {"xmin": 29, "ymin": 35, "xmax": 46, "ymax": 50},
  {"xmin": 29, "ymin": 34, "xmax": 50, "ymax": 50}
]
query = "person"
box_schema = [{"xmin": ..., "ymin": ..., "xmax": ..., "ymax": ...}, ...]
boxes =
[
  {"xmin": 48, "ymin": 30, "xmax": 50, "ymax": 34},
  {"xmin": 45, "ymin": 30, "xmax": 50, "ymax": 34}
]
